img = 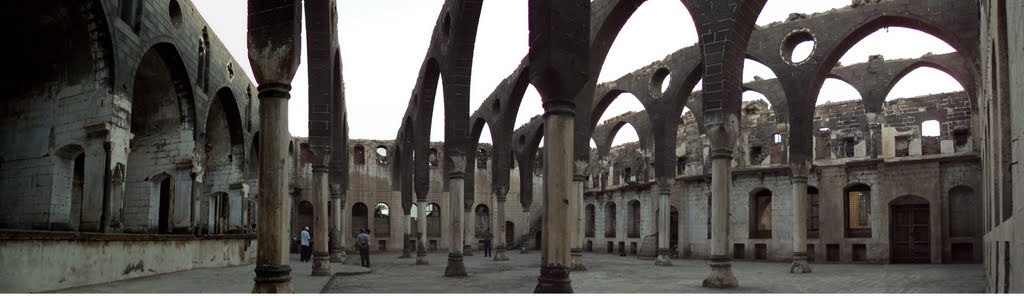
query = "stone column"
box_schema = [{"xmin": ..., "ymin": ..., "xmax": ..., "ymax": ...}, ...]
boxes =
[
  {"xmin": 702, "ymin": 124, "xmax": 738, "ymax": 288},
  {"xmin": 400, "ymin": 212, "xmax": 412, "ymax": 258},
  {"xmin": 445, "ymin": 156, "xmax": 468, "ymax": 276},
  {"xmin": 866, "ymin": 112, "xmax": 882, "ymax": 159},
  {"xmin": 534, "ymin": 103, "xmax": 574, "ymax": 293},
  {"xmin": 251, "ymin": 85, "xmax": 294, "ymax": 292},
  {"xmin": 311, "ymin": 162, "xmax": 331, "ymax": 276},
  {"xmin": 329, "ymin": 184, "xmax": 346, "ymax": 262},
  {"xmin": 463, "ymin": 206, "xmax": 474, "ymax": 256},
  {"xmin": 248, "ymin": 0, "xmax": 300, "ymax": 291},
  {"xmin": 520, "ymin": 208, "xmax": 531, "ymax": 254},
  {"xmin": 416, "ymin": 198, "xmax": 429, "ymax": 265},
  {"xmin": 190, "ymin": 172, "xmax": 203, "ymax": 235},
  {"xmin": 655, "ymin": 181, "xmax": 673, "ymax": 266},
  {"xmin": 493, "ymin": 186, "xmax": 510, "ymax": 261},
  {"xmin": 570, "ymin": 160, "xmax": 587, "ymax": 270},
  {"xmin": 790, "ymin": 162, "xmax": 812, "ymax": 273}
]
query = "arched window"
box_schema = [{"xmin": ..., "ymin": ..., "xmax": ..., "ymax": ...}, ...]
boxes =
[
  {"xmin": 198, "ymin": 27, "xmax": 210, "ymax": 91},
  {"xmin": 808, "ymin": 186, "xmax": 820, "ymax": 238},
  {"xmin": 351, "ymin": 202, "xmax": 368, "ymax": 237},
  {"xmin": 426, "ymin": 203, "xmax": 441, "ymax": 237},
  {"xmin": 375, "ymin": 146, "xmax": 389, "ymax": 165},
  {"xmin": 604, "ymin": 202, "xmax": 616, "ymax": 238},
  {"xmin": 428, "ymin": 147, "xmax": 439, "ymax": 168},
  {"xmin": 474, "ymin": 204, "xmax": 490, "ymax": 237},
  {"xmin": 353, "ymin": 145, "xmax": 365, "ymax": 165},
  {"xmin": 585, "ymin": 204, "xmax": 595, "ymax": 238},
  {"xmin": 374, "ymin": 203, "xmax": 390, "ymax": 236},
  {"xmin": 295, "ymin": 200, "xmax": 314, "ymax": 236},
  {"xmin": 844, "ymin": 184, "xmax": 872, "ymax": 238},
  {"xmin": 627, "ymin": 200, "xmax": 641, "ymax": 238},
  {"xmin": 477, "ymin": 148, "xmax": 489, "ymax": 169},
  {"xmin": 750, "ymin": 189, "xmax": 772, "ymax": 239}
]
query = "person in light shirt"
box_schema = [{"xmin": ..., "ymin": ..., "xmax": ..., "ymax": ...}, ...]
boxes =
[{"xmin": 300, "ymin": 226, "xmax": 312, "ymax": 262}]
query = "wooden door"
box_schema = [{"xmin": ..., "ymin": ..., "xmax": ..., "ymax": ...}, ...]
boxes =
[{"xmin": 891, "ymin": 203, "xmax": 930, "ymax": 263}]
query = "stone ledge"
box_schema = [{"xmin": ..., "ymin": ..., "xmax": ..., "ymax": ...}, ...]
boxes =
[{"xmin": 0, "ymin": 229, "xmax": 255, "ymax": 241}]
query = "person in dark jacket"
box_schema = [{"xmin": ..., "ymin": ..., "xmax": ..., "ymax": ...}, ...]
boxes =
[{"xmin": 483, "ymin": 230, "xmax": 494, "ymax": 257}]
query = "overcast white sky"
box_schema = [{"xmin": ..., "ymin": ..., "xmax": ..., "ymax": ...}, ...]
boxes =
[{"xmin": 193, "ymin": 0, "xmax": 963, "ymax": 147}]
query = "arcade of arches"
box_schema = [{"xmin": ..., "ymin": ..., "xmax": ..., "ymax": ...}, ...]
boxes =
[{"xmin": 1, "ymin": 0, "xmax": 1021, "ymax": 293}]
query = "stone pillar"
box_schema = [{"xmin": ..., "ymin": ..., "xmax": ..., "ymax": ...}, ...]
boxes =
[
  {"xmin": 251, "ymin": 86, "xmax": 294, "ymax": 292},
  {"xmin": 569, "ymin": 160, "xmax": 587, "ymax": 270},
  {"xmin": 463, "ymin": 207, "xmax": 474, "ymax": 256},
  {"xmin": 190, "ymin": 172, "xmax": 203, "ymax": 235},
  {"xmin": 400, "ymin": 212, "xmax": 412, "ymax": 258},
  {"xmin": 520, "ymin": 209, "xmax": 531, "ymax": 254},
  {"xmin": 702, "ymin": 124, "xmax": 738, "ymax": 289},
  {"xmin": 493, "ymin": 186, "xmax": 510, "ymax": 261},
  {"xmin": 329, "ymin": 184, "xmax": 346, "ymax": 262},
  {"xmin": 248, "ymin": 0, "xmax": 300, "ymax": 291},
  {"xmin": 866, "ymin": 112, "xmax": 882, "ymax": 159},
  {"xmin": 655, "ymin": 181, "xmax": 673, "ymax": 266},
  {"xmin": 445, "ymin": 156, "xmax": 468, "ymax": 276},
  {"xmin": 534, "ymin": 104, "xmax": 574, "ymax": 293},
  {"xmin": 416, "ymin": 198, "xmax": 429, "ymax": 265},
  {"xmin": 790, "ymin": 162, "xmax": 812, "ymax": 273},
  {"xmin": 311, "ymin": 162, "xmax": 331, "ymax": 276}
]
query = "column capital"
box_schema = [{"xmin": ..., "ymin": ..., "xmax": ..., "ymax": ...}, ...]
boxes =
[
  {"xmin": 572, "ymin": 160, "xmax": 590, "ymax": 181},
  {"xmin": 329, "ymin": 184, "xmax": 344, "ymax": 199},
  {"xmin": 775, "ymin": 122, "xmax": 789, "ymax": 134},
  {"xmin": 448, "ymin": 154, "xmax": 467, "ymax": 179},
  {"xmin": 311, "ymin": 163, "xmax": 330, "ymax": 173},
  {"xmin": 705, "ymin": 120, "xmax": 738, "ymax": 151},
  {"xmin": 494, "ymin": 185, "xmax": 509, "ymax": 199},
  {"xmin": 789, "ymin": 161, "xmax": 811, "ymax": 178},
  {"xmin": 542, "ymin": 100, "xmax": 576, "ymax": 116}
]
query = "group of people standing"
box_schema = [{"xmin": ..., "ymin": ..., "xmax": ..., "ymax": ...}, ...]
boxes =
[
  {"xmin": 297, "ymin": 226, "xmax": 372, "ymax": 268},
  {"xmin": 296, "ymin": 227, "xmax": 501, "ymax": 267}
]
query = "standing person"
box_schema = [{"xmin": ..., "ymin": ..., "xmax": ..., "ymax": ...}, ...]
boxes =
[
  {"xmin": 357, "ymin": 228, "xmax": 371, "ymax": 268},
  {"xmin": 483, "ymin": 230, "xmax": 494, "ymax": 257},
  {"xmin": 300, "ymin": 226, "xmax": 312, "ymax": 262}
]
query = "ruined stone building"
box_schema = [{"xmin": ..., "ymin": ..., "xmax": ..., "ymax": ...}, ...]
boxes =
[{"xmin": 2, "ymin": 0, "xmax": 1021, "ymax": 293}]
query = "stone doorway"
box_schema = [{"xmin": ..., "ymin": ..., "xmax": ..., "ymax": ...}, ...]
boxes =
[
  {"xmin": 890, "ymin": 196, "xmax": 930, "ymax": 263},
  {"xmin": 158, "ymin": 177, "xmax": 173, "ymax": 234}
]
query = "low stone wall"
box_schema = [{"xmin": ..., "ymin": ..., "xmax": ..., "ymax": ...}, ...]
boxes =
[{"xmin": 0, "ymin": 230, "xmax": 256, "ymax": 292}]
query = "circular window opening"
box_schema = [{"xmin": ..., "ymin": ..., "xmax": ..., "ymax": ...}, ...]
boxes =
[
  {"xmin": 650, "ymin": 68, "xmax": 671, "ymax": 97},
  {"xmin": 169, "ymin": 0, "xmax": 183, "ymax": 27},
  {"xmin": 442, "ymin": 13, "xmax": 452, "ymax": 38},
  {"xmin": 781, "ymin": 30, "xmax": 815, "ymax": 64}
]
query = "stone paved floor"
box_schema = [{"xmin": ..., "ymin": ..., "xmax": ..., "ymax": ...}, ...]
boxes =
[
  {"xmin": 57, "ymin": 254, "xmax": 370, "ymax": 293},
  {"xmin": 325, "ymin": 251, "xmax": 984, "ymax": 293}
]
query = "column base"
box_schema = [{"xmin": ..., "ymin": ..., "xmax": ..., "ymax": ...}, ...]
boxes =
[
  {"xmin": 444, "ymin": 252, "xmax": 468, "ymax": 277},
  {"xmin": 463, "ymin": 244, "xmax": 474, "ymax": 256},
  {"xmin": 493, "ymin": 246, "xmax": 509, "ymax": 261},
  {"xmin": 790, "ymin": 253, "xmax": 812, "ymax": 273},
  {"xmin": 330, "ymin": 247, "xmax": 346, "ymax": 263},
  {"xmin": 569, "ymin": 250, "xmax": 586, "ymax": 271},
  {"xmin": 312, "ymin": 252, "xmax": 331, "ymax": 276},
  {"xmin": 416, "ymin": 251, "xmax": 429, "ymax": 265},
  {"xmin": 534, "ymin": 265, "xmax": 573, "ymax": 293},
  {"xmin": 399, "ymin": 248, "xmax": 412, "ymax": 258},
  {"xmin": 702, "ymin": 261, "xmax": 738, "ymax": 288},
  {"xmin": 252, "ymin": 264, "xmax": 293, "ymax": 293},
  {"xmin": 654, "ymin": 248, "xmax": 673, "ymax": 266}
]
